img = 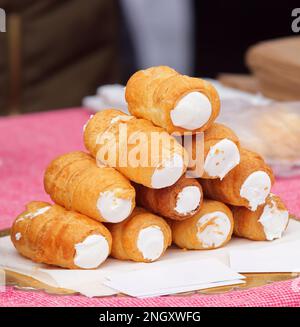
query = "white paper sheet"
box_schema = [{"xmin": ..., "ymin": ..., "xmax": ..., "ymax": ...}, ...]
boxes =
[
  {"xmin": 1, "ymin": 219, "xmax": 299, "ymax": 297},
  {"xmin": 0, "ymin": 237, "xmax": 244, "ymax": 297},
  {"xmin": 230, "ymin": 240, "xmax": 300, "ymax": 272},
  {"xmin": 104, "ymin": 258, "xmax": 244, "ymax": 297}
]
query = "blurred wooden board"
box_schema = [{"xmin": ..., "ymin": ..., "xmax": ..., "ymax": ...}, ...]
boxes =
[
  {"xmin": 217, "ymin": 73, "xmax": 260, "ymax": 94},
  {"xmin": 245, "ymin": 36, "xmax": 300, "ymax": 101}
]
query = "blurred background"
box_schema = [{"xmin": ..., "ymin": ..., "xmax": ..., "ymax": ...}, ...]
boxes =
[{"xmin": 0, "ymin": 0, "xmax": 299, "ymax": 115}]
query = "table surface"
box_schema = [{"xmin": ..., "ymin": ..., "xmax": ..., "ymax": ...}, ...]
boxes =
[{"xmin": 0, "ymin": 108, "xmax": 300, "ymax": 307}]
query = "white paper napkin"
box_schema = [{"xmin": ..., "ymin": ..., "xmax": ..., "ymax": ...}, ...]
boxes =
[
  {"xmin": 1, "ymin": 219, "xmax": 300, "ymax": 297},
  {"xmin": 104, "ymin": 258, "xmax": 244, "ymax": 297},
  {"xmin": 230, "ymin": 239, "xmax": 300, "ymax": 272},
  {"xmin": 0, "ymin": 237, "xmax": 243, "ymax": 297}
]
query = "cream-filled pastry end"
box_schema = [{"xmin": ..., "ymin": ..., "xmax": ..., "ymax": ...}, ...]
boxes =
[
  {"xmin": 204, "ymin": 138, "xmax": 240, "ymax": 179},
  {"xmin": 134, "ymin": 175, "xmax": 203, "ymax": 221},
  {"xmin": 44, "ymin": 151, "xmax": 135, "ymax": 223},
  {"xmin": 151, "ymin": 153, "xmax": 184, "ymax": 189},
  {"xmin": 137, "ymin": 226, "xmax": 165, "ymax": 261},
  {"xmin": 107, "ymin": 208, "xmax": 172, "ymax": 263},
  {"xmin": 200, "ymin": 148, "xmax": 274, "ymax": 209},
  {"xmin": 126, "ymin": 66, "xmax": 220, "ymax": 133},
  {"xmin": 196, "ymin": 211, "xmax": 232, "ymax": 248},
  {"xmin": 84, "ymin": 109, "xmax": 187, "ymax": 188},
  {"xmin": 97, "ymin": 190, "xmax": 133, "ymax": 223},
  {"xmin": 11, "ymin": 201, "xmax": 112, "ymax": 269},
  {"xmin": 258, "ymin": 199, "xmax": 289, "ymax": 240},
  {"xmin": 171, "ymin": 200, "xmax": 233, "ymax": 250},
  {"xmin": 232, "ymin": 193, "xmax": 289, "ymax": 241},
  {"xmin": 170, "ymin": 92, "xmax": 212, "ymax": 130},
  {"xmin": 240, "ymin": 171, "xmax": 271, "ymax": 211},
  {"xmin": 175, "ymin": 186, "xmax": 201, "ymax": 215},
  {"xmin": 74, "ymin": 234, "xmax": 110, "ymax": 269}
]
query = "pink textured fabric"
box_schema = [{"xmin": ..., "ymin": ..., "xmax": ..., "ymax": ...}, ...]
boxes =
[
  {"xmin": 0, "ymin": 108, "xmax": 300, "ymax": 307},
  {"xmin": 0, "ymin": 108, "xmax": 88, "ymax": 230},
  {"xmin": 1, "ymin": 278, "xmax": 300, "ymax": 307}
]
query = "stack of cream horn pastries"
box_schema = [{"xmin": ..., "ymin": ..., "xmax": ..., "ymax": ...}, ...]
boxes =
[{"xmin": 11, "ymin": 66, "xmax": 290, "ymax": 269}]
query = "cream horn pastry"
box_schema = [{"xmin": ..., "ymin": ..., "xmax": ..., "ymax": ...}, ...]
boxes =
[
  {"xmin": 232, "ymin": 193, "xmax": 289, "ymax": 241},
  {"xmin": 201, "ymin": 148, "xmax": 274, "ymax": 211},
  {"xmin": 11, "ymin": 201, "xmax": 112, "ymax": 269},
  {"xmin": 44, "ymin": 151, "xmax": 135, "ymax": 223},
  {"xmin": 83, "ymin": 109, "xmax": 188, "ymax": 188},
  {"xmin": 201, "ymin": 123, "xmax": 240, "ymax": 179},
  {"xmin": 171, "ymin": 200, "xmax": 233, "ymax": 250},
  {"xmin": 134, "ymin": 176, "xmax": 203, "ymax": 221},
  {"xmin": 106, "ymin": 208, "xmax": 172, "ymax": 262},
  {"xmin": 125, "ymin": 66, "xmax": 220, "ymax": 134}
]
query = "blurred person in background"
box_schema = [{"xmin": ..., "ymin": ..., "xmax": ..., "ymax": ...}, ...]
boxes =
[
  {"xmin": 120, "ymin": 0, "xmax": 195, "ymax": 75},
  {"xmin": 0, "ymin": 0, "xmax": 297, "ymax": 115}
]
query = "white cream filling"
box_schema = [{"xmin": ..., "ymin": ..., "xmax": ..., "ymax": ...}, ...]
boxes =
[
  {"xmin": 74, "ymin": 234, "xmax": 109, "ymax": 269},
  {"xmin": 240, "ymin": 171, "xmax": 271, "ymax": 211},
  {"xmin": 97, "ymin": 190, "xmax": 132, "ymax": 223},
  {"xmin": 151, "ymin": 153, "xmax": 184, "ymax": 189},
  {"xmin": 204, "ymin": 139, "xmax": 240, "ymax": 179},
  {"xmin": 197, "ymin": 211, "xmax": 231, "ymax": 248},
  {"xmin": 170, "ymin": 92, "xmax": 212, "ymax": 130},
  {"xmin": 15, "ymin": 232, "xmax": 22, "ymax": 241},
  {"xmin": 137, "ymin": 226, "xmax": 165, "ymax": 261},
  {"xmin": 83, "ymin": 114, "xmax": 94, "ymax": 132},
  {"xmin": 258, "ymin": 200, "xmax": 289, "ymax": 241},
  {"xmin": 20, "ymin": 206, "xmax": 51, "ymax": 221},
  {"xmin": 110, "ymin": 115, "xmax": 133, "ymax": 124},
  {"xmin": 175, "ymin": 186, "xmax": 201, "ymax": 215}
]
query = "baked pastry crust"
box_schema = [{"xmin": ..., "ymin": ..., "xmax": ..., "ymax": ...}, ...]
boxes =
[
  {"xmin": 125, "ymin": 66, "xmax": 220, "ymax": 134},
  {"xmin": 11, "ymin": 201, "xmax": 112, "ymax": 269}
]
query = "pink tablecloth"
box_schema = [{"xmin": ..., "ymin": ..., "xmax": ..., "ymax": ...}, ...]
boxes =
[{"xmin": 0, "ymin": 108, "xmax": 300, "ymax": 307}]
